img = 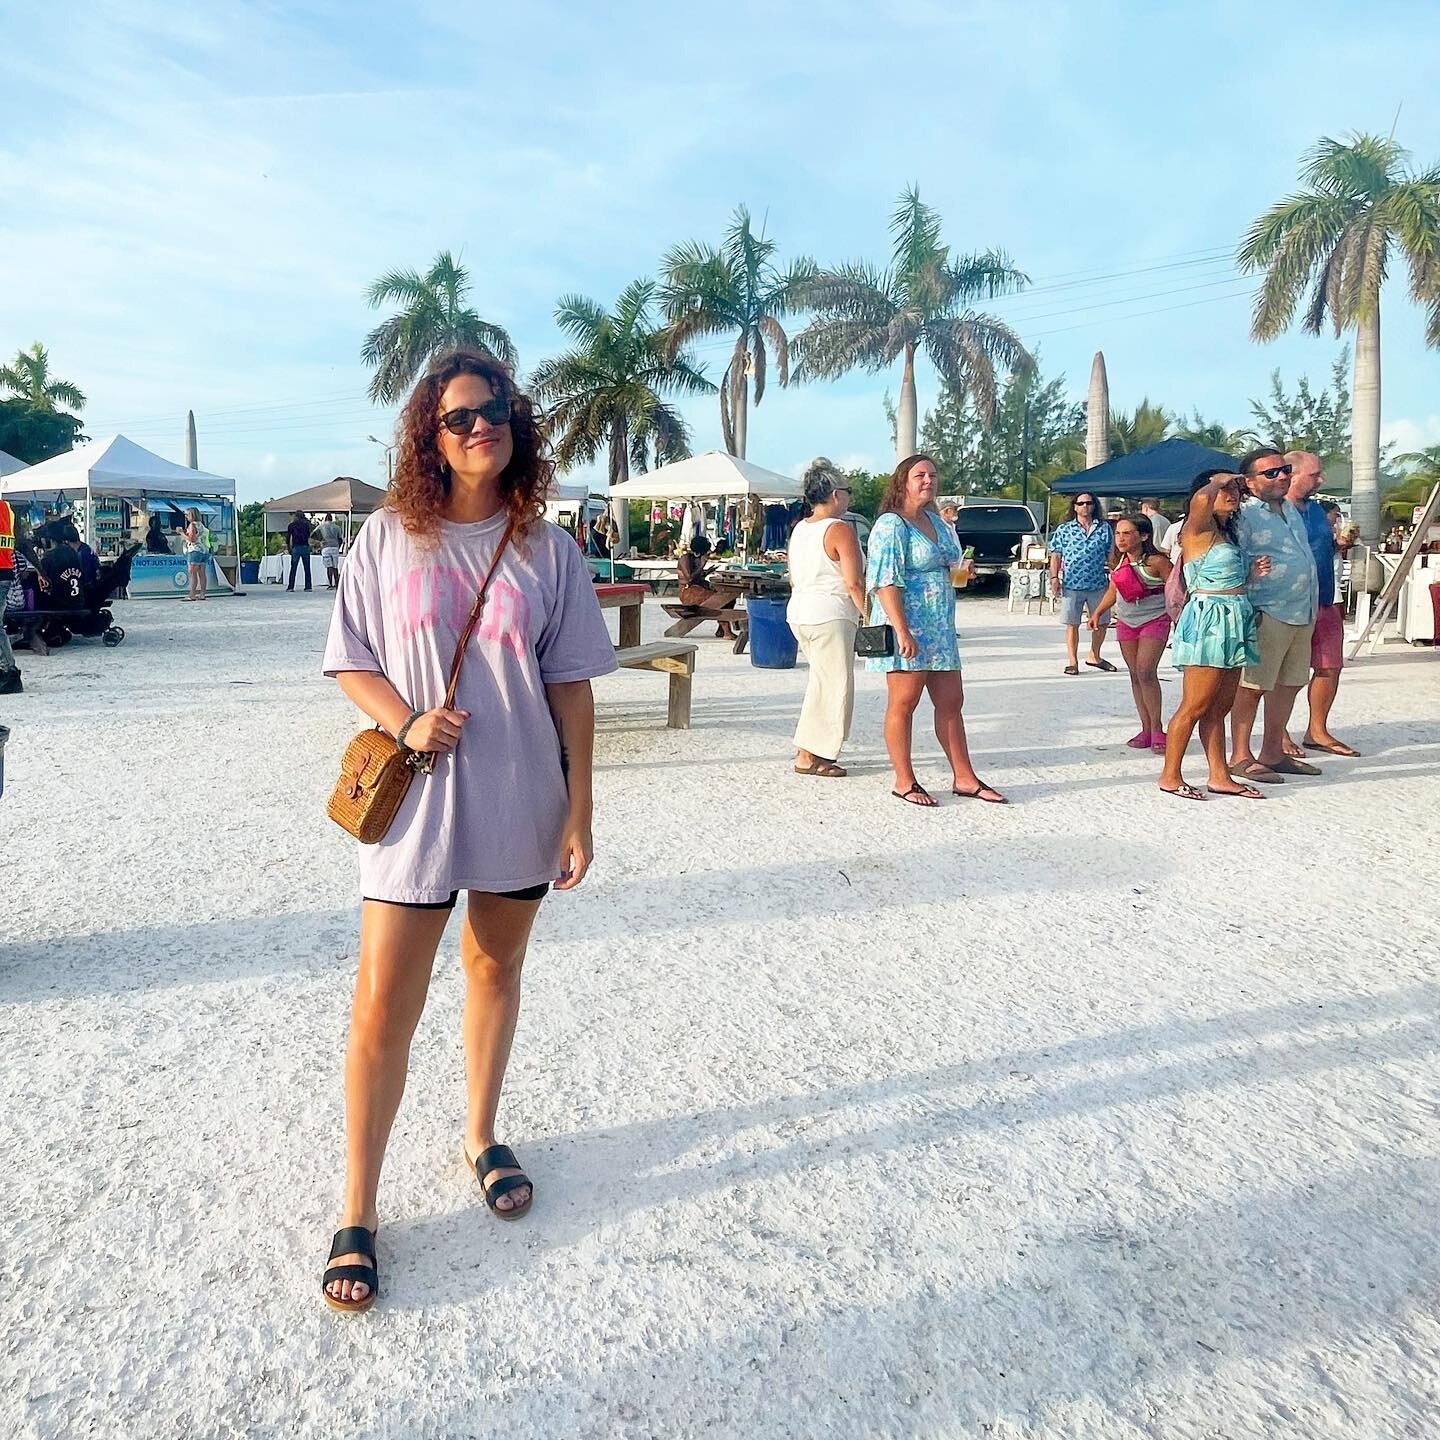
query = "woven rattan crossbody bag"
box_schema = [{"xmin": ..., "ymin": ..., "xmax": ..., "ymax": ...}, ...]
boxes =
[{"xmin": 327, "ymin": 521, "xmax": 515, "ymax": 844}]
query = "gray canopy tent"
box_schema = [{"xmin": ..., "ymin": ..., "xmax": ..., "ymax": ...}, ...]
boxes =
[{"xmin": 261, "ymin": 477, "xmax": 388, "ymax": 549}]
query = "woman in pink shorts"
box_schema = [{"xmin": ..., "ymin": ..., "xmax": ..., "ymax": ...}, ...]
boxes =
[{"xmin": 1091, "ymin": 515, "xmax": 1174, "ymax": 752}]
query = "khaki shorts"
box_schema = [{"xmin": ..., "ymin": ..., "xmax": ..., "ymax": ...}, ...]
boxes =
[{"xmin": 1241, "ymin": 611, "xmax": 1315, "ymax": 691}]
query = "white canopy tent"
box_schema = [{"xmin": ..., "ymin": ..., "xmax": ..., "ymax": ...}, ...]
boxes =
[
  {"xmin": 606, "ymin": 451, "xmax": 803, "ymax": 566},
  {"xmin": 1, "ymin": 434, "xmax": 237, "ymax": 562},
  {"xmin": 607, "ymin": 450, "xmax": 802, "ymax": 501}
]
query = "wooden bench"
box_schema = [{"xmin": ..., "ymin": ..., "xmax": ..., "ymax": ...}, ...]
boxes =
[
  {"xmin": 660, "ymin": 603, "xmax": 749, "ymax": 654},
  {"xmin": 614, "ymin": 640, "xmax": 699, "ymax": 729}
]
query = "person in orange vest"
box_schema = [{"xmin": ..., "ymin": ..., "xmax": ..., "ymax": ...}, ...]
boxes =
[{"xmin": 0, "ymin": 498, "xmax": 22, "ymax": 693}]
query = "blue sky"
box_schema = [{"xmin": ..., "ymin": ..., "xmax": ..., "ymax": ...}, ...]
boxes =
[{"xmin": 3, "ymin": 0, "xmax": 1438, "ymax": 503}]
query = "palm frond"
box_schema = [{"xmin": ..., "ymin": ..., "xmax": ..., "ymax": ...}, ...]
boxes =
[
  {"xmin": 947, "ymin": 248, "xmax": 1030, "ymax": 301},
  {"xmin": 758, "ymin": 315, "xmax": 789, "ymax": 390},
  {"xmin": 890, "ymin": 185, "xmax": 945, "ymax": 277}
]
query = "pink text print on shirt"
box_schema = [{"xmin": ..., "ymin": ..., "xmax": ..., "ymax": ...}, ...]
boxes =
[{"xmin": 390, "ymin": 566, "xmax": 531, "ymax": 657}]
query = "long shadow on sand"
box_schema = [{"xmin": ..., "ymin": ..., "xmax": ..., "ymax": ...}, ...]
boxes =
[
  {"xmin": 460, "ymin": 1154, "xmax": 1440, "ymax": 1434},
  {"xmin": 0, "ymin": 907, "xmax": 358, "ymax": 1004},
  {"xmin": 384, "ymin": 981, "xmax": 1438, "ymax": 1333}
]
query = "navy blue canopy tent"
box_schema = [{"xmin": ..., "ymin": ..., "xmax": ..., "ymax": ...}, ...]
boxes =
[{"xmin": 1051, "ymin": 438, "xmax": 1238, "ymax": 499}]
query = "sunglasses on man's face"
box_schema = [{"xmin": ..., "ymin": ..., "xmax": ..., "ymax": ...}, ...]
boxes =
[
  {"xmin": 1076, "ymin": 499, "xmax": 1096, "ymax": 507},
  {"xmin": 439, "ymin": 396, "xmax": 512, "ymax": 435},
  {"xmin": 1255, "ymin": 463, "xmax": 1293, "ymax": 480}
]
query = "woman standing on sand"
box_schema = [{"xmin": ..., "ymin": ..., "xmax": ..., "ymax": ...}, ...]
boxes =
[
  {"xmin": 786, "ymin": 457, "xmax": 865, "ymax": 777},
  {"xmin": 319, "ymin": 348, "xmax": 616, "ymax": 1313},
  {"xmin": 867, "ymin": 454, "xmax": 1002, "ymax": 807},
  {"xmin": 1158, "ymin": 470, "xmax": 1270, "ymax": 801},
  {"xmin": 182, "ymin": 507, "xmax": 208, "ymax": 602},
  {"xmin": 1089, "ymin": 514, "xmax": 1172, "ymax": 752}
]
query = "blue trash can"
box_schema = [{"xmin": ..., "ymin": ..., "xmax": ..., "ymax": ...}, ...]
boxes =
[
  {"xmin": 240, "ymin": 560, "xmax": 261, "ymax": 584},
  {"xmin": 748, "ymin": 595, "xmax": 798, "ymax": 669}
]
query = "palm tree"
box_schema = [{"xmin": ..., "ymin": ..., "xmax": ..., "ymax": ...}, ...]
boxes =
[
  {"xmin": 792, "ymin": 187, "xmax": 1030, "ymax": 461},
  {"xmin": 1388, "ymin": 443, "xmax": 1440, "ymax": 519},
  {"xmin": 362, "ymin": 250, "xmax": 517, "ymax": 403},
  {"xmin": 0, "ymin": 342, "xmax": 86, "ymax": 414},
  {"xmin": 1108, "ymin": 399, "xmax": 1173, "ymax": 455},
  {"xmin": 1238, "ymin": 133, "xmax": 1440, "ymax": 541},
  {"xmin": 1174, "ymin": 410, "xmax": 1255, "ymax": 454},
  {"xmin": 659, "ymin": 206, "xmax": 813, "ymax": 459},
  {"xmin": 530, "ymin": 280, "xmax": 714, "ymax": 551}
]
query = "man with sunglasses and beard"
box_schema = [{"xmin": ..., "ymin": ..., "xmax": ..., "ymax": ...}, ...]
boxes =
[{"xmin": 1226, "ymin": 447, "xmax": 1322, "ymax": 785}]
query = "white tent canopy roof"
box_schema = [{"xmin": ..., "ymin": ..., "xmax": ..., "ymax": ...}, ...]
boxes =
[
  {"xmin": 606, "ymin": 451, "xmax": 802, "ymax": 501},
  {"xmin": 263, "ymin": 476, "xmax": 387, "ymax": 515},
  {"xmin": 0, "ymin": 434, "xmax": 235, "ymax": 501},
  {"xmin": 0, "ymin": 448, "xmax": 27, "ymax": 478}
]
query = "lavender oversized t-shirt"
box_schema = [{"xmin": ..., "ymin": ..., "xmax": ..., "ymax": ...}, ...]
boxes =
[{"xmin": 323, "ymin": 508, "xmax": 617, "ymax": 902}]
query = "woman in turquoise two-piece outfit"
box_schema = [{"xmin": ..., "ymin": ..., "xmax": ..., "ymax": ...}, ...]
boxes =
[
  {"xmin": 1158, "ymin": 469, "xmax": 1270, "ymax": 801},
  {"xmin": 867, "ymin": 454, "xmax": 1004, "ymax": 807}
]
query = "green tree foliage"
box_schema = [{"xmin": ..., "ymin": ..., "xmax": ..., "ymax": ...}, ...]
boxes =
[
  {"xmin": 842, "ymin": 468, "xmax": 889, "ymax": 521},
  {"xmin": 793, "ymin": 187, "xmax": 1030, "ymax": 458},
  {"xmin": 1174, "ymin": 411, "xmax": 1256, "ymax": 453},
  {"xmin": 0, "ymin": 343, "xmax": 87, "ymax": 461},
  {"xmin": 529, "ymin": 279, "xmax": 713, "ymax": 489},
  {"xmin": 1107, "ymin": 399, "xmax": 1173, "ymax": 455},
  {"xmin": 919, "ymin": 357, "xmax": 1083, "ymax": 499},
  {"xmin": 659, "ymin": 205, "xmax": 813, "ymax": 457},
  {"xmin": 362, "ymin": 251, "xmax": 517, "ymax": 404},
  {"xmin": 238, "ymin": 501, "xmax": 267, "ymax": 559},
  {"xmin": 1246, "ymin": 350, "xmax": 1352, "ymax": 461}
]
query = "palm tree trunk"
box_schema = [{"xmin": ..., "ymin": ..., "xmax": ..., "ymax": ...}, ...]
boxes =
[
  {"xmin": 734, "ymin": 359, "xmax": 748, "ymax": 460},
  {"xmin": 609, "ymin": 418, "xmax": 631, "ymax": 554},
  {"xmin": 896, "ymin": 342, "xmax": 918, "ymax": 461},
  {"xmin": 1351, "ymin": 307, "xmax": 1382, "ymax": 544}
]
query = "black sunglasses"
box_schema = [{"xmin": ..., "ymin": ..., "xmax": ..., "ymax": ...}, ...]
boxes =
[
  {"xmin": 1255, "ymin": 463, "xmax": 1293, "ymax": 480},
  {"xmin": 439, "ymin": 396, "xmax": 512, "ymax": 435},
  {"xmin": 1075, "ymin": 499, "xmax": 1096, "ymax": 507}
]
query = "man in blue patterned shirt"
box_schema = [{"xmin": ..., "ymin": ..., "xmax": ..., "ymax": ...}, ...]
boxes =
[
  {"xmin": 1227, "ymin": 446, "xmax": 1321, "ymax": 783},
  {"xmin": 1047, "ymin": 491, "xmax": 1116, "ymax": 675}
]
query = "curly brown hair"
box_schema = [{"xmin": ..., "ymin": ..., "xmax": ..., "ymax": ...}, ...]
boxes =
[
  {"xmin": 879, "ymin": 453, "xmax": 939, "ymax": 516},
  {"xmin": 387, "ymin": 347, "xmax": 552, "ymax": 541}
]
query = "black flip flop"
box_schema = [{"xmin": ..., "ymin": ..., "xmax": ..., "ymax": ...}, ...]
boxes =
[
  {"xmin": 892, "ymin": 783, "xmax": 936, "ymax": 807},
  {"xmin": 322, "ymin": 1225, "xmax": 378, "ymax": 1314},
  {"xmin": 1085, "ymin": 658, "xmax": 1118, "ymax": 672},
  {"xmin": 469, "ymin": 1143, "xmax": 534, "ymax": 1220},
  {"xmin": 1304, "ymin": 738, "xmax": 1361, "ymax": 757},
  {"xmin": 1063, "ymin": 665, "xmax": 1079, "ymax": 676},
  {"xmin": 953, "ymin": 783, "xmax": 1007, "ymax": 804}
]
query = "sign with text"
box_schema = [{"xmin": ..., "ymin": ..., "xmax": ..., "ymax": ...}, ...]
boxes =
[{"xmin": 127, "ymin": 552, "xmax": 233, "ymax": 598}]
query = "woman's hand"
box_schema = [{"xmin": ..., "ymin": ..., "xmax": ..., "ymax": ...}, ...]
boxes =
[
  {"xmin": 1088, "ymin": 610, "xmax": 1108, "ymax": 630},
  {"xmin": 1249, "ymin": 555, "xmax": 1272, "ymax": 583},
  {"xmin": 896, "ymin": 626, "xmax": 919, "ymax": 661},
  {"xmin": 403, "ymin": 706, "xmax": 469, "ymax": 753},
  {"xmin": 554, "ymin": 815, "xmax": 593, "ymax": 891}
]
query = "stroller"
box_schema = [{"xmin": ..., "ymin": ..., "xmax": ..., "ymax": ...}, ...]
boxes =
[{"xmin": 4, "ymin": 542, "xmax": 139, "ymax": 653}]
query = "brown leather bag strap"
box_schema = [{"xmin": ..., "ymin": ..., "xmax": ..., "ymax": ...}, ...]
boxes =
[{"xmin": 441, "ymin": 519, "xmax": 516, "ymax": 710}]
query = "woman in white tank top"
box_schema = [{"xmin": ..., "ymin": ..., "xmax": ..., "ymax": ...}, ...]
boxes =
[{"xmin": 786, "ymin": 458, "xmax": 867, "ymax": 776}]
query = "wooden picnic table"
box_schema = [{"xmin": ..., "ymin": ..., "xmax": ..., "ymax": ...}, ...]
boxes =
[
  {"xmin": 709, "ymin": 565, "xmax": 790, "ymax": 597},
  {"xmin": 592, "ymin": 581, "xmax": 647, "ymax": 649}
]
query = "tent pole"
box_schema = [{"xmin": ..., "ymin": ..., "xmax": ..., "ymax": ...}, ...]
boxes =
[{"xmin": 232, "ymin": 501, "xmax": 243, "ymax": 594}]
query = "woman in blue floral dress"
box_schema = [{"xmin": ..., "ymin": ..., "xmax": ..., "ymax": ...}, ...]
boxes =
[{"xmin": 867, "ymin": 455, "xmax": 1005, "ymax": 807}]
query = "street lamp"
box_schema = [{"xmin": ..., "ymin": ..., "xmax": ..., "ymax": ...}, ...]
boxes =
[{"xmin": 367, "ymin": 435, "xmax": 396, "ymax": 484}]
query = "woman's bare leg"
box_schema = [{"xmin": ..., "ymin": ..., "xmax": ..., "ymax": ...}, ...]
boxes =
[
  {"xmin": 1160, "ymin": 666, "xmax": 1222, "ymax": 791},
  {"xmin": 326, "ymin": 900, "xmax": 450, "ymax": 1305},
  {"xmin": 927, "ymin": 670, "xmax": 1001, "ymax": 799},
  {"xmin": 1118, "ymin": 637, "xmax": 1146, "ymax": 731},
  {"xmin": 1200, "ymin": 670, "xmax": 1246, "ymax": 790},
  {"xmin": 885, "ymin": 670, "xmax": 929, "ymax": 797},
  {"xmin": 461, "ymin": 891, "xmax": 543, "ymax": 1211},
  {"xmin": 1133, "ymin": 635, "xmax": 1168, "ymax": 734}
]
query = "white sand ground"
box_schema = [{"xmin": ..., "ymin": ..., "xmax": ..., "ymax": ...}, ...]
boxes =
[{"xmin": 2, "ymin": 580, "xmax": 1439, "ymax": 1440}]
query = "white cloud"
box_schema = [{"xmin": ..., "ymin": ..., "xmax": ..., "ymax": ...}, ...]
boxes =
[{"xmin": 1381, "ymin": 416, "xmax": 1440, "ymax": 457}]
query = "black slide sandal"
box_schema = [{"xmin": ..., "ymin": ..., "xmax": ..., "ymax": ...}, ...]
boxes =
[
  {"xmin": 322, "ymin": 1225, "xmax": 378, "ymax": 1313},
  {"xmin": 469, "ymin": 1143, "xmax": 534, "ymax": 1220}
]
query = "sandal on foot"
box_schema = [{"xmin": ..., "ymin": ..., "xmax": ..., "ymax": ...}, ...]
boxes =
[
  {"xmin": 1304, "ymin": 737, "xmax": 1360, "ymax": 757},
  {"xmin": 322, "ymin": 1225, "xmax": 378, "ymax": 1313},
  {"xmin": 1063, "ymin": 664, "xmax": 1079, "ymax": 676},
  {"xmin": 953, "ymin": 782, "xmax": 1006, "ymax": 804},
  {"xmin": 1207, "ymin": 783, "xmax": 1265, "ymax": 799},
  {"xmin": 1159, "ymin": 782, "xmax": 1205, "ymax": 801},
  {"xmin": 1230, "ymin": 760, "xmax": 1284, "ymax": 784},
  {"xmin": 468, "ymin": 1144, "xmax": 533, "ymax": 1220},
  {"xmin": 794, "ymin": 757, "xmax": 847, "ymax": 777},
  {"xmin": 892, "ymin": 783, "xmax": 936, "ymax": 807},
  {"xmin": 1085, "ymin": 658, "xmax": 1118, "ymax": 672},
  {"xmin": 1265, "ymin": 755, "xmax": 1322, "ymax": 776}
]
